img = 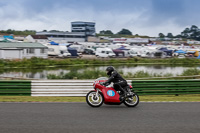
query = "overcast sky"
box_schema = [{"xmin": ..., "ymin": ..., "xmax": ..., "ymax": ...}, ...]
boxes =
[{"xmin": 0, "ymin": 0, "xmax": 199, "ymax": 37}]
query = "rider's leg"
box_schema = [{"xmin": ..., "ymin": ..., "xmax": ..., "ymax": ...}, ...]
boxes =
[
  {"xmin": 114, "ymin": 83, "xmax": 126, "ymax": 101},
  {"xmin": 113, "ymin": 83, "xmax": 125, "ymax": 94}
]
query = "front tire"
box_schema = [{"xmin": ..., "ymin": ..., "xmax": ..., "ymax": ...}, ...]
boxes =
[
  {"xmin": 86, "ymin": 91, "xmax": 104, "ymax": 107},
  {"xmin": 124, "ymin": 92, "xmax": 139, "ymax": 107}
]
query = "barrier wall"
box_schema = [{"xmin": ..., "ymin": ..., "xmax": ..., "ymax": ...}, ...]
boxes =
[
  {"xmin": 0, "ymin": 80, "xmax": 31, "ymax": 96},
  {"xmin": 0, "ymin": 80, "xmax": 200, "ymax": 96},
  {"xmin": 132, "ymin": 80, "xmax": 200, "ymax": 95},
  {"xmin": 31, "ymin": 80, "xmax": 93, "ymax": 96},
  {"xmin": 31, "ymin": 80, "xmax": 132, "ymax": 96}
]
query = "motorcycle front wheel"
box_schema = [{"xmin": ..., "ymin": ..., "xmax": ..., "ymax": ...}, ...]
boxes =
[
  {"xmin": 124, "ymin": 92, "xmax": 139, "ymax": 107},
  {"xmin": 86, "ymin": 91, "xmax": 104, "ymax": 107}
]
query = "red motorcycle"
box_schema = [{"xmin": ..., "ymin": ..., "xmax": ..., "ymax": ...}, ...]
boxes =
[{"xmin": 86, "ymin": 77, "xmax": 139, "ymax": 107}]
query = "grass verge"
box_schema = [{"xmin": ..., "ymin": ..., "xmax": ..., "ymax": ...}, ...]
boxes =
[
  {"xmin": 139, "ymin": 94, "xmax": 200, "ymax": 102},
  {"xmin": 0, "ymin": 94, "xmax": 199, "ymax": 102},
  {"xmin": 1, "ymin": 57, "xmax": 200, "ymax": 69}
]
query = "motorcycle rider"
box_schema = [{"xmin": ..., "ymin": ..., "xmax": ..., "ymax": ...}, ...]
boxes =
[{"xmin": 103, "ymin": 66, "xmax": 132, "ymax": 101}]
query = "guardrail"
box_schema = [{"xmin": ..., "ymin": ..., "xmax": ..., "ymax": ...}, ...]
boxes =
[
  {"xmin": 132, "ymin": 80, "xmax": 200, "ymax": 95},
  {"xmin": 0, "ymin": 80, "xmax": 200, "ymax": 96},
  {"xmin": 31, "ymin": 80, "xmax": 132, "ymax": 96},
  {"xmin": 0, "ymin": 80, "xmax": 31, "ymax": 96},
  {"xmin": 31, "ymin": 80, "xmax": 93, "ymax": 96}
]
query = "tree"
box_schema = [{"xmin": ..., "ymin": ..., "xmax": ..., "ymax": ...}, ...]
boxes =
[
  {"xmin": 166, "ymin": 33, "xmax": 174, "ymax": 38},
  {"xmin": 158, "ymin": 33, "xmax": 165, "ymax": 38},
  {"xmin": 190, "ymin": 25, "xmax": 200, "ymax": 40},
  {"xmin": 180, "ymin": 25, "xmax": 200, "ymax": 40},
  {"xmin": 181, "ymin": 28, "xmax": 190, "ymax": 38},
  {"xmin": 0, "ymin": 29, "xmax": 36, "ymax": 35},
  {"xmin": 99, "ymin": 30, "xmax": 113, "ymax": 35},
  {"xmin": 49, "ymin": 30, "xmax": 62, "ymax": 32},
  {"xmin": 6, "ymin": 29, "xmax": 13, "ymax": 34},
  {"xmin": 117, "ymin": 29, "xmax": 132, "ymax": 35},
  {"xmin": 175, "ymin": 34, "xmax": 182, "ymax": 38}
]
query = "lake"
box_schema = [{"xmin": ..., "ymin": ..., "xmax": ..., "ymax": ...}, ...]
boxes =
[{"xmin": 0, "ymin": 64, "xmax": 199, "ymax": 79}]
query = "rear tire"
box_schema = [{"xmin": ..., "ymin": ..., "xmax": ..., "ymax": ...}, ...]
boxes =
[
  {"xmin": 86, "ymin": 91, "xmax": 104, "ymax": 107},
  {"xmin": 124, "ymin": 92, "xmax": 139, "ymax": 107}
]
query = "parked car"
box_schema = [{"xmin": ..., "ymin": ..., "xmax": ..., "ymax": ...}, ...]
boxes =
[
  {"xmin": 47, "ymin": 45, "xmax": 71, "ymax": 57},
  {"xmin": 95, "ymin": 48, "xmax": 115, "ymax": 58},
  {"xmin": 158, "ymin": 47, "xmax": 173, "ymax": 57},
  {"xmin": 128, "ymin": 49, "xmax": 139, "ymax": 57},
  {"xmin": 178, "ymin": 54, "xmax": 185, "ymax": 58},
  {"xmin": 83, "ymin": 48, "xmax": 95, "ymax": 55}
]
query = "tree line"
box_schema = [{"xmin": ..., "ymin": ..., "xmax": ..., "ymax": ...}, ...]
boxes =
[
  {"xmin": 99, "ymin": 25, "xmax": 200, "ymax": 41},
  {"xmin": 1, "ymin": 25, "xmax": 200, "ymax": 41},
  {"xmin": 158, "ymin": 25, "xmax": 200, "ymax": 41},
  {"xmin": 0, "ymin": 29, "xmax": 36, "ymax": 36}
]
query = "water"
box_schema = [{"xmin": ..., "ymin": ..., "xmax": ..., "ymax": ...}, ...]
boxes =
[{"xmin": 0, "ymin": 65, "xmax": 198, "ymax": 79}]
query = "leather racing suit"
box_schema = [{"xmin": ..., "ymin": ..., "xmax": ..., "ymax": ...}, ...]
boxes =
[{"xmin": 104, "ymin": 70, "xmax": 128, "ymax": 96}]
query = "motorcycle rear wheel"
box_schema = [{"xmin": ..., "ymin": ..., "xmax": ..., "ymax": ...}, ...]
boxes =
[
  {"xmin": 124, "ymin": 92, "xmax": 139, "ymax": 107},
  {"xmin": 86, "ymin": 91, "xmax": 104, "ymax": 107}
]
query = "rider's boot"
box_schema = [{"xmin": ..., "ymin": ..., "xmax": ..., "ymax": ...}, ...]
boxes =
[
  {"xmin": 119, "ymin": 91, "xmax": 127, "ymax": 101},
  {"xmin": 126, "ymin": 86, "xmax": 134, "ymax": 97},
  {"xmin": 119, "ymin": 94, "xmax": 125, "ymax": 102}
]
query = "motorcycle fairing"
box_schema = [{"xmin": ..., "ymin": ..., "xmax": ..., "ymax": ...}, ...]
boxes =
[{"xmin": 101, "ymin": 87, "xmax": 121, "ymax": 103}]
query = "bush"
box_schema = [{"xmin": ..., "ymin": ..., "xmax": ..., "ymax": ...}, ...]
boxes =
[
  {"xmin": 180, "ymin": 68, "xmax": 200, "ymax": 76},
  {"xmin": 47, "ymin": 70, "xmax": 107, "ymax": 79},
  {"xmin": 0, "ymin": 57, "xmax": 200, "ymax": 69}
]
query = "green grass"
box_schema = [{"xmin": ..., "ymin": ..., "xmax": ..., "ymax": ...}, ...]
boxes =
[
  {"xmin": 1, "ymin": 57, "xmax": 200, "ymax": 69},
  {"xmin": 0, "ymin": 96, "xmax": 86, "ymax": 102},
  {"xmin": 47, "ymin": 70, "xmax": 107, "ymax": 79},
  {"xmin": 47, "ymin": 68, "xmax": 200, "ymax": 79},
  {"xmin": 0, "ymin": 95, "xmax": 199, "ymax": 102},
  {"xmin": 180, "ymin": 68, "xmax": 200, "ymax": 76},
  {"xmin": 139, "ymin": 94, "xmax": 200, "ymax": 102}
]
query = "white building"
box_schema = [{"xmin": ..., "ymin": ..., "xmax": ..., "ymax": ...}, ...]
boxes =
[
  {"xmin": 126, "ymin": 38, "xmax": 149, "ymax": 43},
  {"xmin": 0, "ymin": 42, "xmax": 48, "ymax": 59},
  {"xmin": 71, "ymin": 21, "xmax": 95, "ymax": 35},
  {"xmin": 111, "ymin": 38, "xmax": 149, "ymax": 44},
  {"xmin": 187, "ymin": 40, "xmax": 200, "ymax": 44},
  {"xmin": 36, "ymin": 21, "xmax": 96, "ymax": 43},
  {"xmin": 36, "ymin": 31, "xmax": 86, "ymax": 43},
  {"xmin": 25, "ymin": 35, "xmax": 49, "ymax": 44}
]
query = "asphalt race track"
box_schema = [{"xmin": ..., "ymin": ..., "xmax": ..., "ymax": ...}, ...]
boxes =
[{"xmin": 0, "ymin": 102, "xmax": 199, "ymax": 133}]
